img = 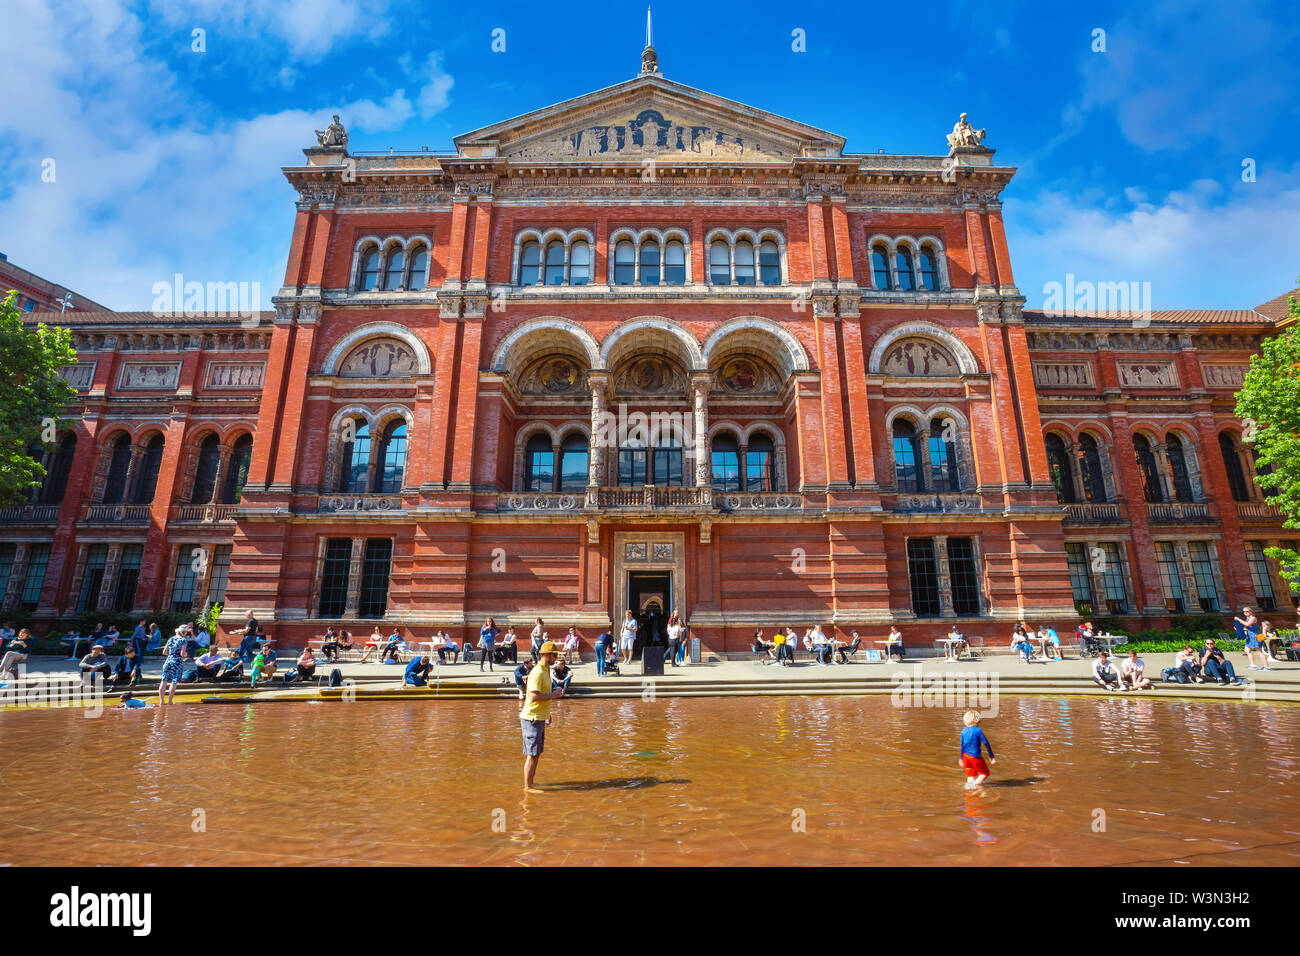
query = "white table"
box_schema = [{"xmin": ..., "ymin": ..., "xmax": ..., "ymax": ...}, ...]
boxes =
[{"xmin": 935, "ymin": 637, "xmax": 968, "ymax": 660}]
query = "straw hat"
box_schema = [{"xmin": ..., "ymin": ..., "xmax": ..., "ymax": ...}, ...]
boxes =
[{"xmin": 538, "ymin": 640, "xmax": 561, "ymax": 655}]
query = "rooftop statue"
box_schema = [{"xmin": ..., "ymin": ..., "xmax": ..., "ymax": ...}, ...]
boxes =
[
  {"xmin": 315, "ymin": 114, "xmax": 349, "ymax": 149},
  {"xmin": 947, "ymin": 113, "xmax": 987, "ymax": 149}
]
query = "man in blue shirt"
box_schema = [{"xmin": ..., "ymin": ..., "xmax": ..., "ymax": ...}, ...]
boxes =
[
  {"xmin": 129, "ymin": 619, "xmax": 148, "ymax": 658},
  {"xmin": 403, "ymin": 655, "xmax": 433, "ymax": 687},
  {"xmin": 108, "ymin": 646, "xmax": 143, "ymax": 688}
]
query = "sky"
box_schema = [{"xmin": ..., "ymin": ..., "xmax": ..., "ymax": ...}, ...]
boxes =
[{"xmin": 0, "ymin": 0, "xmax": 1296, "ymax": 313}]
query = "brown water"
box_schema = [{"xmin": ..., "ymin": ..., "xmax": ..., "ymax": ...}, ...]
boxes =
[{"xmin": 0, "ymin": 696, "xmax": 1296, "ymax": 866}]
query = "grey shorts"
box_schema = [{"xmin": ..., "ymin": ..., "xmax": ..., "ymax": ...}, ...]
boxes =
[{"xmin": 521, "ymin": 718, "xmax": 546, "ymax": 756}]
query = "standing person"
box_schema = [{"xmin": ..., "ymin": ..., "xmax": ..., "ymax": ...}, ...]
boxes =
[
  {"xmin": 159, "ymin": 628, "xmax": 189, "ymax": 705},
  {"xmin": 0, "ymin": 628, "xmax": 31, "ymax": 679},
  {"xmin": 666, "ymin": 612, "xmax": 684, "ymax": 667},
  {"xmin": 530, "ymin": 618, "xmax": 545, "ymax": 661},
  {"xmin": 1236, "ymin": 606, "xmax": 1270, "ymax": 670},
  {"xmin": 959, "ymin": 711, "xmax": 996, "ymax": 789},
  {"xmin": 594, "ymin": 631, "xmax": 611, "ymax": 677},
  {"xmin": 521, "ymin": 641, "xmax": 565, "ymax": 792},
  {"xmin": 619, "ymin": 609, "xmax": 638, "ymax": 666},
  {"xmin": 478, "ymin": 618, "xmax": 499, "ymax": 672},
  {"xmin": 129, "ymin": 619, "xmax": 148, "ymax": 659}
]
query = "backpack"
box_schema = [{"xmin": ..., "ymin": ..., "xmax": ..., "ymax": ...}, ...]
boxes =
[{"xmin": 328, "ymin": 668, "xmax": 343, "ymax": 687}]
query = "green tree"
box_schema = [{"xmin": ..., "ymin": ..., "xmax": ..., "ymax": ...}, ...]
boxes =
[
  {"xmin": 0, "ymin": 290, "xmax": 77, "ymax": 504},
  {"xmin": 1235, "ymin": 284, "xmax": 1300, "ymax": 595}
]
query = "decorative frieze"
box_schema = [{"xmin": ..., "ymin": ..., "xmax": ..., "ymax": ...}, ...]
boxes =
[
  {"xmin": 117, "ymin": 361, "xmax": 182, "ymax": 390},
  {"xmin": 1116, "ymin": 361, "xmax": 1179, "ymax": 389},
  {"xmin": 1032, "ymin": 361, "xmax": 1094, "ymax": 388},
  {"xmin": 60, "ymin": 362, "xmax": 97, "ymax": 390},
  {"xmin": 1199, "ymin": 363, "xmax": 1249, "ymax": 389},
  {"xmin": 206, "ymin": 362, "xmax": 266, "ymax": 388}
]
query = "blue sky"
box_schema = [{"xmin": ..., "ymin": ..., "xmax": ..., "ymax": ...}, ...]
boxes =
[{"xmin": 1, "ymin": 0, "xmax": 1296, "ymax": 312}]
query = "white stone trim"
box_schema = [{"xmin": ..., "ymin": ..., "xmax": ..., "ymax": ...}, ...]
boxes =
[
  {"xmin": 489, "ymin": 316, "xmax": 602, "ymax": 373},
  {"xmin": 598, "ymin": 315, "xmax": 705, "ymax": 370},
  {"xmin": 701, "ymin": 315, "xmax": 811, "ymax": 378}
]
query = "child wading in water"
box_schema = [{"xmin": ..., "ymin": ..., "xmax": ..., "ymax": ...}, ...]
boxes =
[{"xmin": 959, "ymin": 710, "xmax": 996, "ymax": 789}]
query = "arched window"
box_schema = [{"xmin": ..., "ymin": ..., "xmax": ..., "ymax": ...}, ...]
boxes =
[
  {"xmin": 892, "ymin": 419, "xmax": 922, "ymax": 493},
  {"xmin": 358, "ymin": 247, "xmax": 381, "ymax": 291},
  {"xmin": 102, "ymin": 435, "xmax": 132, "ymax": 504},
  {"xmin": 408, "ymin": 246, "xmax": 428, "ymax": 289},
  {"xmin": 569, "ymin": 242, "xmax": 591, "ymax": 286},
  {"xmin": 220, "ymin": 434, "xmax": 253, "ymax": 504},
  {"xmin": 525, "ymin": 434, "xmax": 554, "ymax": 491},
  {"xmin": 1166, "ymin": 435, "xmax": 1194, "ymax": 502},
  {"xmin": 1133, "ymin": 434, "xmax": 1164, "ymax": 503},
  {"xmin": 131, "ymin": 435, "xmax": 164, "ymax": 505},
  {"xmin": 709, "ymin": 241, "xmax": 731, "ymax": 285},
  {"xmin": 871, "ymin": 246, "xmax": 891, "ymax": 289},
  {"xmin": 746, "ymin": 433, "xmax": 776, "ymax": 491},
  {"xmin": 39, "ymin": 434, "xmax": 76, "ymax": 505},
  {"xmin": 376, "ymin": 421, "xmax": 407, "ymax": 493},
  {"xmin": 544, "ymin": 242, "xmax": 565, "ymax": 285},
  {"xmin": 382, "ymin": 249, "xmax": 405, "ymax": 291},
  {"xmin": 614, "ymin": 241, "xmax": 636, "ymax": 285},
  {"xmin": 919, "ymin": 247, "xmax": 939, "ymax": 291},
  {"xmin": 928, "ymin": 417, "xmax": 958, "ymax": 492},
  {"xmin": 559, "ymin": 435, "xmax": 589, "ymax": 492},
  {"xmin": 759, "ymin": 240, "xmax": 781, "ymax": 286},
  {"xmin": 191, "ymin": 434, "xmax": 221, "ymax": 504},
  {"xmin": 711, "ymin": 434, "xmax": 740, "ymax": 492},
  {"xmin": 639, "ymin": 241, "xmax": 660, "ymax": 285},
  {"xmin": 733, "ymin": 241, "xmax": 755, "ymax": 286},
  {"xmin": 1045, "ymin": 433, "xmax": 1076, "ymax": 504},
  {"xmin": 664, "ymin": 241, "xmax": 686, "ymax": 285},
  {"xmin": 340, "ymin": 420, "xmax": 371, "ymax": 494},
  {"xmin": 895, "ymin": 249, "xmax": 915, "ymax": 291},
  {"xmin": 1219, "ymin": 432, "xmax": 1249, "ymax": 501},
  {"xmin": 518, "ymin": 241, "xmax": 541, "ymax": 285},
  {"xmin": 1077, "ymin": 433, "xmax": 1107, "ymax": 503}
]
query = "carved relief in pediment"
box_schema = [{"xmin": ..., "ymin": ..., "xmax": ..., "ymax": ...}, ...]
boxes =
[
  {"xmin": 612, "ymin": 356, "xmax": 686, "ymax": 396},
  {"xmin": 711, "ymin": 355, "xmax": 780, "ymax": 395},
  {"xmin": 505, "ymin": 108, "xmax": 792, "ymax": 162},
  {"xmin": 518, "ymin": 355, "xmax": 588, "ymax": 395},
  {"xmin": 880, "ymin": 337, "xmax": 960, "ymax": 377},
  {"xmin": 339, "ymin": 338, "xmax": 418, "ymax": 378}
]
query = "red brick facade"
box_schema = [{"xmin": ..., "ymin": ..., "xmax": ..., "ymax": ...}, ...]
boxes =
[{"xmin": 6, "ymin": 68, "xmax": 1294, "ymax": 651}]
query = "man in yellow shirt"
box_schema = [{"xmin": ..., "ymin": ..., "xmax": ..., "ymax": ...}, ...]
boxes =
[{"xmin": 521, "ymin": 640, "xmax": 565, "ymax": 791}]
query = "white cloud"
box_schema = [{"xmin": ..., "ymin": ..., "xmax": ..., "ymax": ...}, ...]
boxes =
[
  {"xmin": 416, "ymin": 52, "xmax": 455, "ymax": 119},
  {"xmin": 145, "ymin": 0, "xmax": 392, "ymax": 61}
]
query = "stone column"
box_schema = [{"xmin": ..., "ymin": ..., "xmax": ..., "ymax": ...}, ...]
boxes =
[
  {"xmin": 935, "ymin": 535, "xmax": 955, "ymax": 617},
  {"xmin": 1064, "ymin": 441, "xmax": 1086, "ymax": 502},
  {"xmin": 343, "ymin": 537, "xmax": 364, "ymax": 616},
  {"xmin": 97, "ymin": 544, "xmax": 123, "ymax": 611},
  {"xmin": 122, "ymin": 445, "xmax": 146, "ymax": 502},
  {"xmin": 1086, "ymin": 539, "xmax": 1110, "ymax": 613},
  {"xmin": 691, "ymin": 374, "xmax": 710, "ymax": 488},
  {"xmin": 587, "ymin": 372, "xmax": 609, "ymax": 497},
  {"xmin": 1152, "ymin": 442, "xmax": 1175, "ymax": 501},
  {"xmin": 190, "ymin": 544, "xmax": 212, "ymax": 614},
  {"xmin": 550, "ymin": 442, "xmax": 562, "ymax": 494},
  {"xmin": 211, "ymin": 444, "xmax": 234, "ymax": 504},
  {"xmin": 918, "ymin": 427, "xmax": 934, "ymax": 493},
  {"xmin": 1172, "ymin": 540, "xmax": 1199, "ymax": 611},
  {"xmin": 1, "ymin": 544, "xmax": 28, "ymax": 609}
]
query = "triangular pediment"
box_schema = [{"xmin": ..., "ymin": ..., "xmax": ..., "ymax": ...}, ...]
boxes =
[{"xmin": 454, "ymin": 74, "xmax": 845, "ymax": 164}]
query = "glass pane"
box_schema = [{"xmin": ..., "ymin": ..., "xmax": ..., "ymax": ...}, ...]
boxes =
[
  {"xmin": 384, "ymin": 251, "xmax": 404, "ymax": 290},
  {"xmin": 895, "ymin": 251, "xmax": 915, "ymax": 291},
  {"xmin": 614, "ymin": 242, "xmax": 635, "ymax": 285},
  {"xmin": 519, "ymin": 242, "xmax": 540, "ymax": 285},
  {"xmin": 907, "ymin": 539, "xmax": 941, "ymax": 616},
  {"xmin": 640, "ymin": 242, "xmax": 660, "ymax": 285},
  {"xmin": 360, "ymin": 250, "xmax": 380, "ymax": 290},
  {"xmin": 545, "ymin": 243, "xmax": 565, "ymax": 285},
  {"xmin": 664, "ymin": 242, "xmax": 686, "ymax": 285},
  {"xmin": 733, "ymin": 242, "xmax": 755, "ymax": 286},
  {"xmin": 872, "ymin": 249, "xmax": 890, "ymax": 289},
  {"xmin": 569, "ymin": 243, "xmax": 590, "ymax": 285},
  {"xmin": 709, "ymin": 243, "xmax": 730, "ymax": 284},
  {"xmin": 759, "ymin": 241, "xmax": 780, "ymax": 285},
  {"xmin": 919, "ymin": 250, "xmax": 938, "ymax": 290},
  {"xmin": 409, "ymin": 249, "xmax": 428, "ymax": 289}
]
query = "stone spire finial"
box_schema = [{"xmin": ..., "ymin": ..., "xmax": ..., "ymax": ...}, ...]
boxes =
[{"xmin": 640, "ymin": 6, "xmax": 660, "ymax": 75}]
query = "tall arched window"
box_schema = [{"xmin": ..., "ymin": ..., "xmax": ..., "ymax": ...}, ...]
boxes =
[
  {"xmin": 928, "ymin": 417, "xmax": 958, "ymax": 492},
  {"xmin": 709, "ymin": 241, "xmax": 731, "ymax": 285},
  {"xmin": 1219, "ymin": 432, "xmax": 1249, "ymax": 501},
  {"xmin": 382, "ymin": 249, "xmax": 405, "ymax": 291},
  {"xmin": 895, "ymin": 249, "xmax": 916, "ymax": 291},
  {"xmin": 132, "ymin": 435, "xmax": 164, "ymax": 505},
  {"xmin": 1077, "ymin": 433, "xmax": 1107, "ymax": 502},
  {"xmin": 191, "ymin": 434, "xmax": 222, "ymax": 504},
  {"xmin": 376, "ymin": 421, "xmax": 407, "ymax": 493},
  {"xmin": 893, "ymin": 420, "xmax": 922, "ymax": 493},
  {"xmin": 525, "ymin": 434, "xmax": 554, "ymax": 492},
  {"xmin": 871, "ymin": 245, "xmax": 891, "ymax": 289},
  {"xmin": 746, "ymin": 433, "xmax": 776, "ymax": 491},
  {"xmin": 358, "ymin": 247, "xmax": 380, "ymax": 291},
  {"xmin": 340, "ymin": 421, "xmax": 371, "ymax": 494},
  {"xmin": 221, "ymin": 434, "xmax": 253, "ymax": 504},
  {"xmin": 1133, "ymin": 434, "xmax": 1164, "ymax": 503},
  {"xmin": 759, "ymin": 240, "xmax": 781, "ymax": 285},
  {"xmin": 614, "ymin": 241, "xmax": 636, "ymax": 285},
  {"xmin": 559, "ymin": 435, "xmax": 589, "ymax": 492},
  {"xmin": 1045, "ymin": 433, "xmax": 1076, "ymax": 504},
  {"xmin": 544, "ymin": 242, "xmax": 565, "ymax": 285},
  {"xmin": 1166, "ymin": 434, "xmax": 1194, "ymax": 502},
  {"xmin": 39, "ymin": 434, "xmax": 76, "ymax": 505},
  {"xmin": 919, "ymin": 248, "xmax": 939, "ymax": 291},
  {"xmin": 408, "ymin": 245, "xmax": 428, "ymax": 289},
  {"xmin": 711, "ymin": 434, "xmax": 740, "ymax": 492},
  {"xmin": 639, "ymin": 241, "xmax": 660, "ymax": 285},
  {"xmin": 733, "ymin": 241, "xmax": 755, "ymax": 286},
  {"xmin": 518, "ymin": 241, "xmax": 541, "ymax": 285},
  {"xmin": 664, "ymin": 241, "xmax": 686, "ymax": 285},
  {"xmin": 102, "ymin": 435, "xmax": 132, "ymax": 504},
  {"xmin": 569, "ymin": 242, "xmax": 591, "ymax": 285}
]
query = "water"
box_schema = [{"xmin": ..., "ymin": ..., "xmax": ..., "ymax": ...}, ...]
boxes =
[{"xmin": 0, "ymin": 696, "xmax": 1295, "ymax": 865}]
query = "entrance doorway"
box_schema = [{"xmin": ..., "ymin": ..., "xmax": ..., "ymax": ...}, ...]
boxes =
[{"xmin": 627, "ymin": 571, "xmax": 671, "ymax": 658}]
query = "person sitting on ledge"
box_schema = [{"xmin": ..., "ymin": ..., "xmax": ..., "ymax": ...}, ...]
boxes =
[
  {"xmin": 552, "ymin": 658, "xmax": 574, "ymax": 695},
  {"xmin": 1091, "ymin": 650, "xmax": 1123, "ymax": 691},
  {"xmin": 194, "ymin": 646, "xmax": 225, "ymax": 682},
  {"xmin": 379, "ymin": 629, "xmax": 403, "ymax": 663},
  {"xmin": 1174, "ymin": 645, "xmax": 1204, "ymax": 683},
  {"xmin": 946, "ymin": 625, "xmax": 967, "ymax": 661},
  {"xmin": 403, "ymin": 655, "xmax": 433, "ymax": 687},
  {"xmin": 297, "ymin": 646, "xmax": 318, "ymax": 681},
  {"xmin": 319, "ymin": 626, "xmax": 341, "ymax": 662},
  {"xmin": 1200, "ymin": 638, "xmax": 1242, "ymax": 685},
  {"xmin": 1120, "ymin": 649, "xmax": 1152, "ymax": 690},
  {"xmin": 495, "ymin": 626, "xmax": 520, "ymax": 665},
  {"xmin": 108, "ymin": 645, "xmax": 144, "ymax": 688},
  {"xmin": 0, "ymin": 628, "xmax": 31, "ymax": 679},
  {"xmin": 80, "ymin": 646, "xmax": 113, "ymax": 685}
]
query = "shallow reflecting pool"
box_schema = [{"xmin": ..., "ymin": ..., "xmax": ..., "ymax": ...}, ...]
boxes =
[{"xmin": 0, "ymin": 696, "xmax": 1296, "ymax": 865}]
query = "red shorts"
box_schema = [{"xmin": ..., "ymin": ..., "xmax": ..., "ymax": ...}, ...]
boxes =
[{"xmin": 961, "ymin": 754, "xmax": 990, "ymax": 778}]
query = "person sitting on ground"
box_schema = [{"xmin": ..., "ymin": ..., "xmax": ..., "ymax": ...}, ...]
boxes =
[
  {"xmin": 514, "ymin": 658, "xmax": 535, "ymax": 704},
  {"xmin": 1200, "ymin": 638, "xmax": 1241, "ymax": 685},
  {"xmin": 496, "ymin": 626, "xmax": 520, "ymax": 665},
  {"xmin": 403, "ymin": 654, "xmax": 433, "ymax": 688},
  {"xmin": 0, "ymin": 628, "xmax": 32, "ymax": 679},
  {"xmin": 1010, "ymin": 623, "xmax": 1036, "ymax": 663},
  {"xmin": 358, "ymin": 626, "xmax": 386, "ymax": 664},
  {"xmin": 118, "ymin": 691, "xmax": 148, "ymax": 709},
  {"xmin": 1174, "ymin": 645, "xmax": 1204, "ymax": 683},
  {"xmin": 108, "ymin": 645, "xmax": 144, "ymax": 688},
  {"xmin": 1091, "ymin": 650, "xmax": 1123, "ymax": 691},
  {"xmin": 80, "ymin": 645, "xmax": 113, "ymax": 685},
  {"xmin": 562, "ymin": 626, "xmax": 582, "ymax": 664},
  {"xmin": 297, "ymin": 646, "xmax": 318, "ymax": 681},
  {"xmin": 194, "ymin": 646, "xmax": 226, "ymax": 682},
  {"xmin": 1036, "ymin": 624, "xmax": 1063, "ymax": 661},
  {"xmin": 379, "ymin": 629, "xmax": 403, "ymax": 663},
  {"xmin": 220, "ymin": 652, "xmax": 244, "ymax": 683},
  {"xmin": 946, "ymin": 625, "xmax": 966, "ymax": 661},
  {"xmin": 1120, "ymin": 649, "xmax": 1152, "ymax": 690},
  {"xmin": 319, "ymin": 626, "xmax": 341, "ymax": 662},
  {"xmin": 552, "ymin": 658, "xmax": 574, "ymax": 694},
  {"xmin": 257, "ymin": 643, "xmax": 278, "ymax": 680}
]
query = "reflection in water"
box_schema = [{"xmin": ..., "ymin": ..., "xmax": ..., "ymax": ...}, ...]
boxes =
[{"xmin": 0, "ymin": 696, "xmax": 1296, "ymax": 866}]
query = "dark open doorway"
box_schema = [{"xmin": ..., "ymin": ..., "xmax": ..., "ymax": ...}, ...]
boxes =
[{"xmin": 628, "ymin": 571, "xmax": 671, "ymax": 658}]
